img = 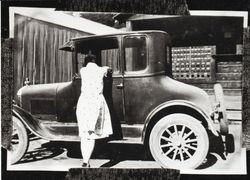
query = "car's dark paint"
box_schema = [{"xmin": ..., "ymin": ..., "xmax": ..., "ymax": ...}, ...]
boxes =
[
  {"xmin": 14, "ymin": 30, "xmax": 219, "ymax": 143},
  {"xmin": 124, "ymin": 75, "xmax": 212, "ymax": 124},
  {"xmin": 56, "ymin": 81, "xmax": 78, "ymax": 122},
  {"xmin": 17, "ymin": 83, "xmax": 58, "ymax": 114},
  {"xmin": 18, "ymin": 81, "xmax": 78, "ymax": 121}
]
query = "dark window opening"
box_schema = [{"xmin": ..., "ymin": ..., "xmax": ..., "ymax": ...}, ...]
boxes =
[{"xmin": 75, "ymin": 37, "xmax": 120, "ymax": 73}]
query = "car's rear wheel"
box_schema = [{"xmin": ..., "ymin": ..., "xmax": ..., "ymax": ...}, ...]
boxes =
[
  {"xmin": 149, "ymin": 113, "xmax": 209, "ymax": 169},
  {"xmin": 10, "ymin": 116, "xmax": 29, "ymax": 164}
]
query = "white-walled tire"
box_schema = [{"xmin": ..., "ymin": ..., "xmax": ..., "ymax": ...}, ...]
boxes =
[
  {"xmin": 149, "ymin": 113, "xmax": 209, "ymax": 169},
  {"xmin": 10, "ymin": 116, "xmax": 29, "ymax": 164}
]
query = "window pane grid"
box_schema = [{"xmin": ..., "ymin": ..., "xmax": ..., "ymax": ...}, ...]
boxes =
[{"xmin": 172, "ymin": 46, "xmax": 216, "ymax": 82}]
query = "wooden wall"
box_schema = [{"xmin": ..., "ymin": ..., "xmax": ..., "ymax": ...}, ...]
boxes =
[
  {"xmin": 13, "ymin": 14, "xmax": 89, "ymax": 95},
  {"xmin": 194, "ymin": 59, "xmax": 242, "ymax": 121}
]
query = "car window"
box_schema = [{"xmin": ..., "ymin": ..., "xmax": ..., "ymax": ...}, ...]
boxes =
[
  {"xmin": 76, "ymin": 50, "xmax": 120, "ymax": 75},
  {"xmin": 76, "ymin": 37, "xmax": 120, "ymax": 74},
  {"xmin": 124, "ymin": 36, "xmax": 147, "ymax": 72},
  {"xmin": 77, "ymin": 53, "xmax": 87, "ymax": 72},
  {"xmin": 101, "ymin": 48, "xmax": 120, "ymax": 74}
]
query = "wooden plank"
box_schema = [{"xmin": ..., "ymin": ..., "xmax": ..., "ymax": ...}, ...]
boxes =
[
  {"xmin": 216, "ymin": 73, "xmax": 242, "ymax": 81},
  {"xmin": 217, "ymin": 61, "xmax": 243, "ymax": 65},
  {"xmin": 217, "ymin": 64, "xmax": 243, "ymax": 73},
  {"xmin": 227, "ymin": 110, "xmax": 242, "ymax": 121},
  {"xmin": 209, "ymin": 95, "xmax": 242, "ymax": 110},
  {"xmin": 193, "ymin": 80, "xmax": 242, "ymax": 89},
  {"xmin": 204, "ymin": 88, "xmax": 242, "ymax": 96},
  {"xmin": 224, "ymin": 96, "xmax": 242, "ymax": 110}
]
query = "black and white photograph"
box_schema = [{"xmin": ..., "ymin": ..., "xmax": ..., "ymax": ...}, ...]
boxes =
[{"xmin": 2, "ymin": 4, "xmax": 248, "ymax": 176}]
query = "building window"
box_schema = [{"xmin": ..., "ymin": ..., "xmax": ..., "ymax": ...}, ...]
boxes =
[{"xmin": 172, "ymin": 46, "xmax": 216, "ymax": 82}]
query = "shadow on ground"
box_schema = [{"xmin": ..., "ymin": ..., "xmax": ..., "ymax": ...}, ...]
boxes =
[
  {"xmin": 197, "ymin": 132, "xmax": 236, "ymax": 169},
  {"xmin": 17, "ymin": 131, "xmax": 236, "ymax": 169},
  {"xmin": 18, "ymin": 142, "xmax": 65, "ymax": 164},
  {"xmin": 18, "ymin": 140, "xmax": 151, "ymax": 167},
  {"xmin": 64, "ymin": 140, "xmax": 152, "ymax": 167}
]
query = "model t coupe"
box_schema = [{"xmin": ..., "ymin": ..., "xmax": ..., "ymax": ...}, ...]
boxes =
[{"xmin": 12, "ymin": 30, "xmax": 230, "ymax": 169}]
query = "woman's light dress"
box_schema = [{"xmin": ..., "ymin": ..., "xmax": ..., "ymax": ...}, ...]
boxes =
[{"xmin": 76, "ymin": 63, "xmax": 113, "ymax": 139}]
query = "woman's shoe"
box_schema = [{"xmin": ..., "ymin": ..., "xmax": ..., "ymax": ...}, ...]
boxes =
[{"xmin": 82, "ymin": 163, "xmax": 90, "ymax": 168}]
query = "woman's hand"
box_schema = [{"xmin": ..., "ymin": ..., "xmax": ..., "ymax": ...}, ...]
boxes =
[
  {"xmin": 73, "ymin": 73, "xmax": 81, "ymax": 80},
  {"xmin": 88, "ymin": 130, "xmax": 95, "ymax": 135},
  {"xmin": 108, "ymin": 68, "xmax": 113, "ymax": 74},
  {"xmin": 104, "ymin": 67, "xmax": 112, "ymax": 77}
]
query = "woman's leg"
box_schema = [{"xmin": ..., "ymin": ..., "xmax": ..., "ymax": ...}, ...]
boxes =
[{"xmin": 81, "ymin": 138, "xmax": 95, "ymax": 165}]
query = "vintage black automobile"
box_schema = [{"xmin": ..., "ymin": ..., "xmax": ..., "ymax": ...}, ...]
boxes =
[{"xmin": 11, "ymin": 30, "xmax": 230, "ymax": 169}]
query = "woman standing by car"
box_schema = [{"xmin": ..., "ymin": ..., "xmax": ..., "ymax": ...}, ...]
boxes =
[{"xmin": 76, "ymin": 51, "xmax": 113, "ymax": 167}]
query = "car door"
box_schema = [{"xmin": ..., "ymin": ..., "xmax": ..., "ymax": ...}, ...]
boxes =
[
  {"xmin": 123, "ymin": 35, "xmax": 148, "ymax": 125},
  {"xmin": 100, "ymin": 37, "xmax": 125, "ymax": 126}
]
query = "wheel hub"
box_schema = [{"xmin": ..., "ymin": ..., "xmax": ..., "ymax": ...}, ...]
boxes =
[
  {"xmin": 159, "ymin": 124, "xmax": 199, "ymax": 162},
  {"xmin": 172, "ymin": 136, "xmax": 183, "ymax": 148}
]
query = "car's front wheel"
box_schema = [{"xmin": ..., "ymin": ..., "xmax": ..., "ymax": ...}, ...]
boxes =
[
  {"xmin": 10, "ymin": 116, "xmax": 29, "ymax": 164},
  {"xmin": 149, "ymin": 113, "xmax": 209, "ymax": 169}
]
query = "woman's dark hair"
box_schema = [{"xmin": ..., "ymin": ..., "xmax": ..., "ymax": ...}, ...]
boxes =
[{"xmin": 83, "ymin": 54, "xmax": 96, "ymax": 67}]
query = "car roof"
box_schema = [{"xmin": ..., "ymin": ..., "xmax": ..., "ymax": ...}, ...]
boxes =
[
  {"xmin": 70, "ymin": 30, "xmax": 168, "ymax": 42},
  {"xmin": 60, "ymin": 30, "xmax": 169, "ymax": 51}
]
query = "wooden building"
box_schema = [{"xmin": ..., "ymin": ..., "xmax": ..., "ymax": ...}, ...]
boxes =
[{"xmin": 10, "ymin": 7, "xmax": 122, "ymax": 95}]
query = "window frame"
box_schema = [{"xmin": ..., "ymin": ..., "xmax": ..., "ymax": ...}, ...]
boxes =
[
  {"xmin": 74, "ymin": 37, "xmax": 122, "ymax": 76},
  {"xmin": 123, "ymin": 35, "xmax": 149, "ymax": 75}
]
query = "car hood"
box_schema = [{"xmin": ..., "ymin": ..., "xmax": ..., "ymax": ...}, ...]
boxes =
[
  {"xmin": 17, "ymin": 82, "xmax": 71, "ymax": 97},
  {"xmin": 16, "ymin": 82, "xmax": 72, "ymax": 111}
]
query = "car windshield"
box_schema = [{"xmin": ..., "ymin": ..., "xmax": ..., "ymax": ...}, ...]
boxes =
[{"xmin": 75, "ymin": 37, "xmax": 120, "ymax": 73}]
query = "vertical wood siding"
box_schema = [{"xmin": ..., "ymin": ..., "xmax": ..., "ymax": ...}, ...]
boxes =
[{"xmin": 13, "ymin": 14, "xmax": 89, "ymax": 94}]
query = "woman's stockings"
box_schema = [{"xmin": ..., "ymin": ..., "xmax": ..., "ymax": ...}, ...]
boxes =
[{"xmin": 81, "ymin": 138, "xmax": 95, "ymax": 165}]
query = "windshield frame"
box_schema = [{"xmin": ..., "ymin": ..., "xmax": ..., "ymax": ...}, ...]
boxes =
[{"xmin": 72, "ymin": 36, "xmax": 121, "ymax": 75}]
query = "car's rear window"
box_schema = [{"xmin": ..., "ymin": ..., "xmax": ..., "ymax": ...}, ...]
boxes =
[{"xmin": 124, "ymin": 36, "xmax": 147, "ymax": 72}]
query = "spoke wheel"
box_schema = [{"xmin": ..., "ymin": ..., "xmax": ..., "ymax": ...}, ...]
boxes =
[
  {"xmin": 10, "ymin": 116, "xmax": 29, "ymax": 164},
  {"xmin": 149, "ymin": 113, "xmax": 209, "ymax": 169}
]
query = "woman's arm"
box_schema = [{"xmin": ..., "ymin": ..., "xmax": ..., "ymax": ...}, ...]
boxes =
[{"xmin": 102, "ymin": 66, "xmax": 112, "ymax": 77}]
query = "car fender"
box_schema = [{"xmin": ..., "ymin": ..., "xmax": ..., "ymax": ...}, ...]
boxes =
[
  {"xmin": 142, "ymin": 100, "xmax": 219, "ymax": 143},
  {"xmin": 12, "ymin": 104, "xmax": 53, "ymax": 140}
]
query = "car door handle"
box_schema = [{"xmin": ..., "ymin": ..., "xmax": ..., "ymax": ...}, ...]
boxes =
[{"xmin": 116, "ymin": 83, "xmax": 124, "ymax": 89}]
